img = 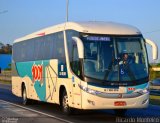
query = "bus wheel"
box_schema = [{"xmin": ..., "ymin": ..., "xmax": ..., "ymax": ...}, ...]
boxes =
[
  {"xmin": 61, "ymin": 90, "xmax": 72, "ymax": 115},
  {"xmin": 22, "ymin": 86, "xmax": 28, "ymax": 105},
  {"xmin": 114, "ymin": 109, "xmax": 127, "ymax": 117}
]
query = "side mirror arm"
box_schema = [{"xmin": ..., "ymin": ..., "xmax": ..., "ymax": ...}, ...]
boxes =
[
  {"xmin": 145, "ymin": 39, "xmax": 158, "ymax": 60},
  {"xmin": 72, "ymin": 37, "xmax": 84, "ymax": 59}
]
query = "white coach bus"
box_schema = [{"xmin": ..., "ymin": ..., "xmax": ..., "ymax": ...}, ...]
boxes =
[{"xmin": 12, "ymin": 21, "xmax": 158, "ymax": 116}]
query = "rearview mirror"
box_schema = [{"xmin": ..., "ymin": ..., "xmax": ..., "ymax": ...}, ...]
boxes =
[
  {"xmin": 145, "ymin": 39, "xmax": 158, "ymax": 60},
  {"xmin": 72, "ymin": 37, "xmax": 84, "ymax": 59}
]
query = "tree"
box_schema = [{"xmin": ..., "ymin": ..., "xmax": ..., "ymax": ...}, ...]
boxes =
[
  {"xmin": 4, "ymin": 63, "xmax": 11, "ymax": 71},
  {"xmin": 0, "ymin": 43, "xmax": 12, "ymax": 54},
  {"xmin": 0, "ymin": 42, "xmax": 4, "ymax": 48}
]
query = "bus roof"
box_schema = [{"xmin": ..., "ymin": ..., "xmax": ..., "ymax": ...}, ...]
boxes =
[{"xmin": 14, "ymin": 21, "xmax": 141, "ymax": 43}]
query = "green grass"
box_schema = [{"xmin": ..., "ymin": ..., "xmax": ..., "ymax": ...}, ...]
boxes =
[{"xmin": 150, "ymin": 95, "xmax": 160, "ymax": 106}]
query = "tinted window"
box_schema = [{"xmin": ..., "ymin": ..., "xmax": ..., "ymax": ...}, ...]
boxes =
[
  {"xmin": 34, "ymin": 37, "xmax": 45, "ymax": 60},
  {"xmin": 66, "ymin": 30, "xmax": 79, "ymax": 60},
  {"xmin": 13, "ymin": 39, "xmax": 35, "ymax": 62},
  {"xmin": 43, "ymin": 34, "xmax": 55, "ymax": 59},
  {"xmin": 13, "ymin": 31, "xmax": 65, "ymax": 63},
  {"xmin": 66, "ymin": 30, "xmax": 80, "ymax": 75},
  {"xmin": 55, "ymin": 32, "xmax": 65, "ymax": 63}
]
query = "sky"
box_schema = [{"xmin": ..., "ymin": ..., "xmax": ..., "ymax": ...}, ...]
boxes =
[{"xmin": 0, "ymin": 0, "xmax": 160, "ymax": 62}]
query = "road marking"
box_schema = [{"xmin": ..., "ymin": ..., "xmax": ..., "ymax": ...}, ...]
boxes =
[{"xmin": 0, "ymin": 99, "xmax": 73, "ymax": 123}]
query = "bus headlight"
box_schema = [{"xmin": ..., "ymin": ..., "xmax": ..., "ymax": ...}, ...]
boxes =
[
  {"xmin": 134, "ymin": 87, "xmax": 149, "ymax": 95},
  {"xmin": 138, "ymin": 88, "xmax": 149, "ymax": 94},
  {"xmin": 143, "ymin": 84, "xmax": 149, "ymax": 94},
  {"xmin": 87, "ymin": 88, "xmax": 97, "ymax": 95},
  {"xmin": 79, "ymin": 84, "xmax": 102, "ymax": 95},
  {"xmin": 142, "ymin": 88, "xmax": 149, "ymax": 94}
]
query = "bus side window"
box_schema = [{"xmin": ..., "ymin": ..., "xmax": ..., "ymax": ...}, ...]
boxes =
[{"xmin": 71, "ymin": 42, "xmax": 80, "ymax": 77}]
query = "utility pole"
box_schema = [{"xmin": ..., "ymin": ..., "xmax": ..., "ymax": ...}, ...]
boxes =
[{"xmin": 66, "ymin": 0, "xmax": 69, "ymax": 22}]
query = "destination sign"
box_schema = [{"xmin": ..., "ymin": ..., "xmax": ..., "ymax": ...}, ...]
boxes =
[{"xmin": 86, "ymin": 36, "xmax": 110, "ymax": 41}]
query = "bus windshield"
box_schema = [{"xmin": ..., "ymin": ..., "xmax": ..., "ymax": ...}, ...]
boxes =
[{"xmin": 81, "ymin": 35, "xmax": 148, "ymax": 82}]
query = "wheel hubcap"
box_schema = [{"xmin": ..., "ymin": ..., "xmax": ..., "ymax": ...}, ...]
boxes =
[
  {"xmin": 63, "ymin": 95, "xmax": 68, "ymax": 112},
  {"xmin": 23, "ymin": 89, "xmax": 27, "ymax": 104}
]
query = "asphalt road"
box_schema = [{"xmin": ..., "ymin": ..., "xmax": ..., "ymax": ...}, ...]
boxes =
[{"xmin": 0, "ymin": 83, "xmax": 160, "ymax": 123}]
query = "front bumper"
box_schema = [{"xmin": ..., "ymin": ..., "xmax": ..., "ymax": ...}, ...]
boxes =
[{"xmin": 81, "ymin": 91, "xmax": 149, "ymax": 109}]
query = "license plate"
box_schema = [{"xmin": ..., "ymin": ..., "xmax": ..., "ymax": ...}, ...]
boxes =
[
  {"xmin": 104, "ymin": 87, "xmax": 126, "ymax": 94},
  {"xmin": 114, "ymin": 101, "xmax": 126, "ymax": 106}
]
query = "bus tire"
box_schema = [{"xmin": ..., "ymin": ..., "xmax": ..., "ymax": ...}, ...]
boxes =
[
  {"xmin": 22, "ymin": 85, "xmax": 29, "ymax": 105},
  {"xmin": 114, "ymin": 109, "xmax": 127, "ymax": 117},
  {"xmin": 60, "ymin": 90, "xmax": 73, "ymax": 115}
]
